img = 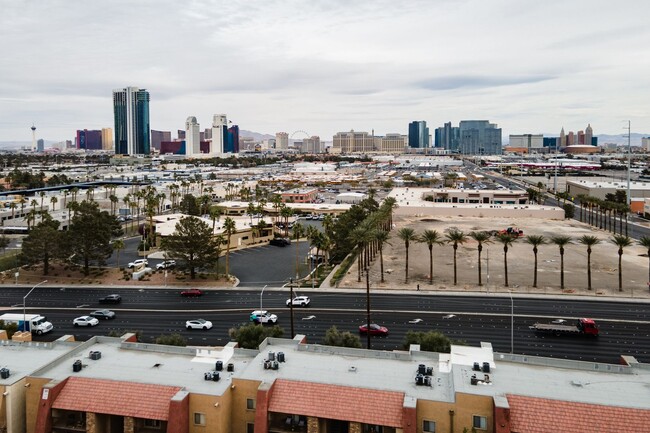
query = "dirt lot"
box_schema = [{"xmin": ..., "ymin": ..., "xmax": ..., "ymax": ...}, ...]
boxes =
[{"xmin": 337, "ymin": 215, "xmax": 650, "ymax": 299}]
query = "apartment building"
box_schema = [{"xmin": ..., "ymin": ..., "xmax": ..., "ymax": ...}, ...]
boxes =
[{"xmin": 1, "ymin": 335, "xmax": 649, "ymax": 433}]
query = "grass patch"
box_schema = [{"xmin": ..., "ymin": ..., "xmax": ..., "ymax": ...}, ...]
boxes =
[
  {"xmin": 0, "ymin": 252, "xmax": 20, "ymax": 272},
  {"xmin": 330, "ymin": 253, "xmax": 356, "ymax": 287}
]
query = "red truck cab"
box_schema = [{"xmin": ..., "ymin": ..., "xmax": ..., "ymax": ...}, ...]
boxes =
[{"xmin": 578, "ymin": 318, "xmax": 599, "ymax": 336}]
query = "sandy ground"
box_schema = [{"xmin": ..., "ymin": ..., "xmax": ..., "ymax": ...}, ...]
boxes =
[{"xmin": 337, "ymin": 215, "xmax": 650, "ymax": 299}]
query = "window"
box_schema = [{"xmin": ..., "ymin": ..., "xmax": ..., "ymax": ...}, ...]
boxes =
[
  {"xmin": 143, "ymin": 419, "xmax": 162, "ymax": 429},
  {"xmin": 193, "ymin": 413, "xmax": 205, "ymax": 426},
  {"xmin": 472, "ymin": 415, "xmax": 487, "ymax": 430},
  {"xmin": 246, "ymin": 423, "xmax": 255, "ymax": 433},
  {"xmin": 246, "ymin": 398, "xmax": 256, "ymax": 410},
  {"xmin": 423, "ymin": 421, "xmax": 436, "ymax": 433}
]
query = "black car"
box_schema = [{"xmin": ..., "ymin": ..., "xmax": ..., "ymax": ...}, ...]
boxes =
[
  {"xmin": 269, "ymin": 238, "xmax": 291, "ymax": 247},
  {"xmin": 99, "ymin": 294, "xmax": 121, "ymax": 304}
]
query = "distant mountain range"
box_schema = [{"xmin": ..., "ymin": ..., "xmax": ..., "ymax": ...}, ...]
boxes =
[{"xmin": 238, "ymin": 130, "xmax": 274, "ymax": 141}]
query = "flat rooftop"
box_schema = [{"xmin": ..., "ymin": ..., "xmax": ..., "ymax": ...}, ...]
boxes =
[{"xmin": 0, "ymin": 339, "xmax": 79, "ymax": 386}]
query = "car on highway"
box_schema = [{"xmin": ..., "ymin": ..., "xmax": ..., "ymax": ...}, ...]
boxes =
[
  {"xmin": 156, "ymin": 260, "xmax": 176, "ymax": 270},
  {"xmin": 73, "ymin": 316, "xmax": 99, "ymax": 327},
  {"xmin": 128, "ymin": 259, "xmax": 149, "ymax": 269},
  {"xmin": 90, "ymin": 309, "xmax": 116, "ymax": 320},
  {"xmin": 185, "ymin": 319, "xmax": 212, "ymax": 330},
  {"xmin": 99, "ymin": 294, "xmax": 121, "ymax": 304},
  {"xmin": 250, "ymin": 310, "xmax": 278, "ymax": 325},
  {"xmin": 269, "ymin": 238, "xmax": 291, "ymax": 247},
  {"xmin": 181, "ymin": 288, "xmax": 203, "ymax": 297},
  {"xmin": 358, "ymin": 323, "xmax": 389, "ymax": 336},
  {"xmin": 286, "ymin": 296, "xmax": 311, "ymax": 307}
]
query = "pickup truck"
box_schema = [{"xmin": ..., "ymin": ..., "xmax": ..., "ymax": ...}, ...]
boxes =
[{"xmin": 529, "ymin": 318, "xmax": 599, "ymax": 337}]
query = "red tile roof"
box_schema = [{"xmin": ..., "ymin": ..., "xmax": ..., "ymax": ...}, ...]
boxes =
[
  {"xmin": 508, "ymin": 394, "xmax": 650, "ymax": 433},
  {"xmin": 268, "ymin": 379, "xmax": 404, "ymax": 427},
  {"xmin": 52, "ymin": 377, "xmax": 182, "ymax": 420}
]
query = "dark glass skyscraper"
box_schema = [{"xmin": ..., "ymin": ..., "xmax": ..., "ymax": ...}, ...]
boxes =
[
  {"xmin": 227, "ymin": 125, "xmax": 239, "ymax": 153},
  {"xmin": 113, "ymin": 87, "xmax": 150, "ymax": 155},
  {"xmin": 408, "ymin": 121, "xmax": 429, "ymax": 148}
]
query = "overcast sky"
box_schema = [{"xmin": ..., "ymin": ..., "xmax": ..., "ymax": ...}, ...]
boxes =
[{"xmin": 1, "ymin": 0, "xmax": 649, "ymax": 143}]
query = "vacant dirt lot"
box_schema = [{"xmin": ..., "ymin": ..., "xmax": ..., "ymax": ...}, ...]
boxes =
[{"xmin": 337, "ymin": 215, "xmax": 650, "ymax": 299}]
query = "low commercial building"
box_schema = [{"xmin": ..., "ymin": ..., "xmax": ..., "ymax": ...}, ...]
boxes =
[
  {"xmin": 567, "ymin": 179, "xmax": 650, "ymax": 201},
  {"xmin": 2, "ymin": 334, "xmax": 649, "ymax": 433},
  {"xmin": 280, "ymin": 189, "xmax": 318, "ymax": 204}
]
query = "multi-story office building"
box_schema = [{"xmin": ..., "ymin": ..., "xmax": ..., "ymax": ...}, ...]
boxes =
[
  {"xmin": 227, "ymin": 125, "xmax": 240, "ymax": 153},
  {"xmin": 300, "ymin": 136, "xmax": 321, "ymax": 154},
  {"xmin": 185, "ymin": 117, "xmax": 201, "ymax": 156},
  {"xmin": 101, "ymin": 128, "xmax": 114, "ymax": 150},
  {"xmin": 113, "ymin": 87, "xmax": 150, "ymax": 155},
  {"xmin": 408, "ymin": 121, "xmax": 429, "ymax": 149},
  {"xmin": 508, "ymin": 134, "xmax": 544, "ymax": 151},
  {"xmin": 642, "ymin": 137, "xmax": 650, "ymax": 151},
  {"xmin": 211, "ymin": 114, "xmax": 228, "ymax": 155},
  {"xmin": 36, "ymin": 139, "xmax": 45, "ymax": 152},
  {"xmin": 434, "ymin": 122, "xmax": 459, "ymax": 150},
  {"xmin": 76, "ymin": 130, "xmax": 102, "ymax": 150},
  {"xmin": 276, "ymin": 132, "xmax": 289, "ymax": 150},
  {"xmin": 332, "ymin": 130, "xmax": 377, "ymax": 154},
  {"xmin": 151, "ymin": 130, "xmax": 171, "ymax": 152}
]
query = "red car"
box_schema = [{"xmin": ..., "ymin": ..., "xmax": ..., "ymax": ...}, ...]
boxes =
[
  {"xmin": 358, "ymin": 323, "xmax": 389, "ymax": 336},
  {"xmin": 181, "ymin": 289, "xmax": 203, "ymax": 297}
]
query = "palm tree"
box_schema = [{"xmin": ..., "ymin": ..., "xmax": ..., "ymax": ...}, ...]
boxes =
[
  {"xmin": 374, "ymin": 230, "xmax": 391, "ymax": 283},
  {"xmin": 468, "ymin": 231, "xmax": 492, "ymax": 286},
  {"xmin": 350, "ymin": 226, "xmax": 370, "ymax": 282},
  {"xmin": 209, "ymin": 206, "xmax": 222, "ymax": 233},
  {"xmin": 9, "ymin": 202, "xmax": 16, "ymax": 220},
  {"xmin": 293, "ymin": 223, "xmax": 305, "ymax": 279},
  {"xmin": 495, "ymin": 233, "xmax": 517, "ymax": 287},
  {"xmin": 397, "ymin": 227, "xmax": 417, "ymax": 284},
  {"xmin": 638, "ymin": 236, "xmax": 650, "ymax": 291},
  {"xmin": 611, "ymin": 234, "xmax": 633, "ymax": 292},
  {"xmin": 445, "ymin": 229, "xmax": 467, "ymax": 286},
  {"xmin": 550, "ymin": 235, "xmax": 572, "ymax": 290},
  {"xmin": 112, "ymin": 239, "xmax": 125, "ymax": 268},
  {"xmin": 578, "ymin": 235, "xmax": 601, "ymax": 291},
  {"xmin": 30, "ymin": 199, "xmax": 38, "ymax": 212},
  {"xmin": 418, "ymin": 229, "xmax": 444, "ymax": 285},
  {"xmin": 223, "ymin": 217, "xmax": 236, "ymax": 277},
  {"xmin": 50, "ymin": 196, "xmax": 58, "ymax": 212},
  {"xmin": 39, "ymin": 191, "xmax": 46, "ymax": 212},
  {"xmin": 524, "ymin": 235, "xmax": 546, "ymax": 288}
]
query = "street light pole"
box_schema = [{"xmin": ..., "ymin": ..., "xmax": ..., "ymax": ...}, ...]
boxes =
[
  {"xmin": 365, "ymin": 264, "xmax": 371, "ymax": 350},
  {"xmin": 259, "ymin": 284, "xmax": 267, "ymax": 311},
  {"xmin": 23, "ymin": 280, "xmax": 47, "ymax": 332},
  {"xmin": 289, "ymin": 278, "xmax": 295, "ymax": 339},
  {"xmin": 508, "ymin": 291, "xmax": 514, "ymax": 354}
]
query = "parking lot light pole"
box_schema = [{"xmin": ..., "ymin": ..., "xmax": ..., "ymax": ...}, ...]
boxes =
[{"xmin": 23, "ymin": 280, "xmax": 47, "ymax": 332}]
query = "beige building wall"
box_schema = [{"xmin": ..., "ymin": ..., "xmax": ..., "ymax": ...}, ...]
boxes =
[
  {"xmin": 381, "ymin": 134, "xmax": 407, "ymax": 154},
  {"xmin": 394, "ymin": 204, "xmax": 564, "ymax": 219},
  {"xmin": 230, "ymin": 379, "xmax": 261, "ymax": 433},
  {"xmin": 189, "ymin": 392, "xmax": 232, "ymax": 433},
  {"xmin": 25, "ymin": 377, "xmax": 53, "ymax": 433},
  {"xmin": 101, "ymin": 128, "xmax": 114, "ymax": 150},
  {"xmin": 333, "ymin": 131, "xmax": 377, "ymax": 154},
  {"xmin": 416, "ymin": 393, "xmax": 493, "ymax": 433}
]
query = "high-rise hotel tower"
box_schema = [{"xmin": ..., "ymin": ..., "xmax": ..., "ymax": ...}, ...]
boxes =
[{"xmin": 113, "ymin": 87, "xmax": 150, "ymax": 155}]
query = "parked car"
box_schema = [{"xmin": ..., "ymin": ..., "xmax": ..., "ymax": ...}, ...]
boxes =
[
  {"xmin": 358, "ymin": 323, "xmax": 389, "ymax": 336},
  {"xmin": 90, "ymin": 309, "xmax": 116, "ymax": 320},
  {"xmin": 250, "ymin": 310, "xmax": 278, "ymax": 325},
  {"xmin": 185, "ymin": 319, "xmax": 212, "ymax": 330},
  {"xmin": 181, "ymin": 288, "xmax": 203, "ymax": 297},
  {"xmin": 99, "ymin": 294, "xmax": 121, "ymax": 304},
  {"xmin": 128, "ymin": 259, "xmax": 149, "ymax": 269},
  {"xmin": 269, "ymin": 238, "xmax": 291, "ymax": 247},
  {"xmin": 286, "ymin": 296, "xmax": 311, "ymax": 307},
  {"xmin": 156, "ymin": 260, "xmax": 176, "ymax": 270},
  {"xmin": 73, "ymin": 316, "xmax": 99, "ymax": 327}
]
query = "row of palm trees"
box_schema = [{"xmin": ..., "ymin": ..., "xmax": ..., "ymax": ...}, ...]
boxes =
[
  {"xmin": 575, "ymin": 194, "xmax": 631, "ymax": 236},
  {"xmin": 390, "ymin": 227, "xmax": 650, "ymax": 292}
]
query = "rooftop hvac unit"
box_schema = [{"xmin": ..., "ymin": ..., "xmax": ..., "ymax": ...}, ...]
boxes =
[
  {"xmin": 277, "ymin": 352, "xmax": 285, "ymax": 362},
  {"xmin": 204, "ymin": 372, "xmax": 213, "ymax": 381},
  {"xmin": 263, "ymin": 360, "xmax": 271, "ymax": 370},
  {"xmin": 418, "ymin": 364, "xmax": 426, "ymax": 375},
  {"xmin": 415, "ymin": 374, "xmax": 424, "ymax": 385},
  {"xmin": 72, "ymin": 360, "xmax": 82, "ymax": 373},
  {"xmin": 271, "ymin": 361, "xmax": 279, "ymax": 370},
  {"xmin": 426, "ymin": 367, "xmax": 433, "ymax": 376},
  {"xmin": 227, "ymin": 363, "xmax": 234, "ymax": 372},
  {"xmin": 423, "ymin": 376, "xmax": 432, "ymax": 386},
  {"xmin": 268, "ymin": 352, "xmax": 275, "ymax": 361},
  {"xmin": 89, "ymin": 351, "xmax": 101, "ymax": 360},
  {"xmin": 215, "ymin": 361, "xmax": 223, "ymax": 371},
  {"xmin": 470, "ymin": 375, "xmax": 479, "ymax": 385},
  {"xmin": 0, "ymin": 368, "xmax": 9, "ymax": 379},
  {"xmin": 482, "ymin": 362, "xmax": 490, "ymax": 373},
  {"xmin": 473, "ymin": 362, "xmax": 481, "ymax": 371},
  {"xmin": 212, "ymin": 372, "xmax": 220, "ymax": 382}
]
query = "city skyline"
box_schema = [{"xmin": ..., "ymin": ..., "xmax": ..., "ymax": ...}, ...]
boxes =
[{"xmin": 1, "ymin": 0, "xmax": 649, "ymax": 142}]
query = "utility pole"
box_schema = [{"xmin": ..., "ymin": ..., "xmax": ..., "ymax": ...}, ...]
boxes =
[
  {"xmin": 289, "ymin": 278, "xmax": 295, "ymax": 339},
  {"xmin": 365, "ymin": 264, "xmax": 371, "ymax": 350},
  {"xmin": 626, "ymin": 120, "xmax": 631, "ymax": 207}
]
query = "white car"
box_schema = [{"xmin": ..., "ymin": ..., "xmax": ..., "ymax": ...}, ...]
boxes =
[
  {"xmin": 186, "ymin": 319, "xmax": 213, "ymax": 330},
  {"xmin": 156, "ymin": 260, "xmax": 176, "ymax": 270},
  {"xmin": 73, "ymin": 316, "xmax": 99, "ymax": 327},
  {"xmin": 128, "ymin": 259, "xmax": 149, "ymax": 269},
  {"xmin": 250, "ymin": 310, "xmax": 278, "ymax": 325},
  {"xmin": 286, "ymin": 296, "xmax": 311, "ymax": 307}
]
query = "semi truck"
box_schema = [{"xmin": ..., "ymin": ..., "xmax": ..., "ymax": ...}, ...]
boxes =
[
  {"xmin": 0, "ymin": 313, "xmax": 54, "ymax": 335},
  {"xmin": 529, "ymin": 318, "xmax": 599, "ymax": 337}
]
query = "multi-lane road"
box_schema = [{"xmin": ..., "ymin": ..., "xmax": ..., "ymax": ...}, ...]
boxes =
[{"xmin": 1, "ymin": 286, "xmax": 649, "ymax": 364}]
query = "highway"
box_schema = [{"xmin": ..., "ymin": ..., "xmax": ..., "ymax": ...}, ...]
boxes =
[{"xmin": 1, "ymin": 287, "xmax": 649, "ymax": 364}]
